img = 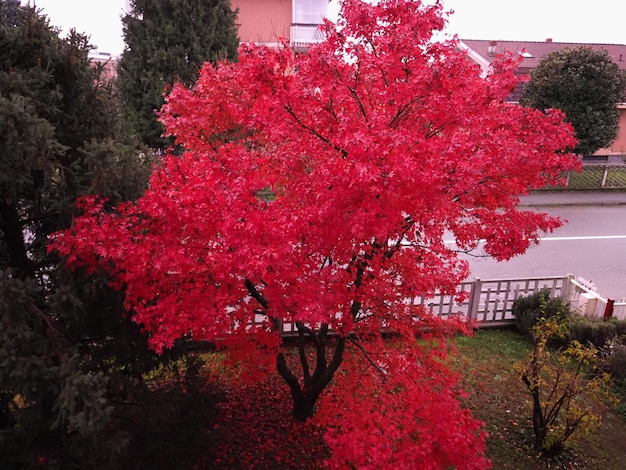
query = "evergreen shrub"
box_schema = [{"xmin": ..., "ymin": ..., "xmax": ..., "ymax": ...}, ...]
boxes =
[{"xmin": 512, "ymin": 288, "xmax": 571, "ymax": 336}]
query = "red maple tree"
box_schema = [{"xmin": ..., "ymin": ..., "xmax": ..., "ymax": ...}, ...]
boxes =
[{"xmin": 51, "ymin": 0, "xmax": 579, "ymax": 466}]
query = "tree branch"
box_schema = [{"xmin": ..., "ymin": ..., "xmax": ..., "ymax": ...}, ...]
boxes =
[
  {"xmin": 244, "ymin": 278, "xmax": 282, "ymax": 331},
  {"xmin": 244, "ymin": 278, "xmax": 268, "ymax": 309},
  {"xmin": 284, "ymin": 103, "xmax": 348, "ymax": 158},
  {"xmin": 333, "ymin": 65, "xmax": 369, "ymax": 122},
  {"xmin": 298, "ymin": 326, "xmax": 312, "ymax": 384},
  {"xmin": 388, "ymin": 96, "xmax": 422, "ymax": 128},
  {"xmin": 348, "ymin": 335, "xmax": 388, "ymax": 380},
  {"xmin": 276, "ymin": 351, "xmax": 303, "ymax": 400},
  {"xmin": 296, "ymin": 322, "xmax": 329, "ymax": 387}
]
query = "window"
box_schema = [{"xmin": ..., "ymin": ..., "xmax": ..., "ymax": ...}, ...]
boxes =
[{"xmin": 293, "ymin": 0, "xmax": 326, "ymax": 25}]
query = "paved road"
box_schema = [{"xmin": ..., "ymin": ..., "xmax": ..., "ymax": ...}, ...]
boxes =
[{"xmin": 458, "ymin": 195, "xmax": 626, "ymax": 299}]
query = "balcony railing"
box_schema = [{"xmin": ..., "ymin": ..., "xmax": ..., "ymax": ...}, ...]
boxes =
[{"xmin": 290, "ymin": 24, "xmax": 325, "ymax": 49}]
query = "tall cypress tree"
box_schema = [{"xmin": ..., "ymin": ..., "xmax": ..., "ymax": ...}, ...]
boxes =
[
  {"xmin": 0, "ymin": 3, "xmax": 159, "ymax": 466},
  {"xmin": 118, "ymin": 0, "xmax": 240, "ymax": 150}
]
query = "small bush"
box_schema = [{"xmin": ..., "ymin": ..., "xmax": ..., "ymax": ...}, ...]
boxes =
[
  {"xmin": 515, "ymin": 315, "xmax": 613, "ymax": 456},
  {"xmin": 602, "ymin": 344, "xmax": 626, "ymax": 381},
  {"xmin": 513, "ymin": 289, "xmax": 571, "ymax": 336},
  {"xmin": 569, "ymin": 316, "xmax": 617, "ymax": 349},
  {"xmin": 609, "ymin": 318, "xmax": 626, "ymax": 339}
]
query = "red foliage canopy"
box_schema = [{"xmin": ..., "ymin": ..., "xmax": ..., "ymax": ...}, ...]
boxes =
[{"xmin": 51, "ymin": 0, "xmax": 579, "ymax": 466}]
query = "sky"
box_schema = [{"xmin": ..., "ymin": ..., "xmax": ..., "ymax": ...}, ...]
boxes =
[{"xmin": 24, "ymin": 0, "xmax": 626, "ymax": 57}]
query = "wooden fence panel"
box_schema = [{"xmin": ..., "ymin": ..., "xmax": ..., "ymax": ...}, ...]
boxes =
[
  {"xmin": 414, "ymin": 276, "xmax": 569, "ymax": 325},
  {"xmin": 412, "ymin": 282, "xmax": 474, "ymax": 319}
]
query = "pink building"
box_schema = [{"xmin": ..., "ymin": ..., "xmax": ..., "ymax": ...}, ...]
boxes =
[
  {"xmin": 92, "ymin": 1, "xmax": 329, "ymax": 79},
  {"xmin": 611, "ymin": 104, "xmax": 626, "ymax": 157},
  {"xmin": 88, "ymin": 51, "xmax": 119, "ymax": 82},
  {"xmin": 232, "ymin": 0, "xmax": 328, "ymax": 51}
]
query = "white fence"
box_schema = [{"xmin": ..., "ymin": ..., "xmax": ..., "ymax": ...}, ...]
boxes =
[
  {"xmin": 414, "ymin": 275, "xmax": 570, "ymax": 326},
  {"xmin": 566, "ymin": 276, "xmax": 626, "ymax": 320},
  {"xmin": 413, "ymin": 274, "xmax": 625, "ymax": 325},
  {"xmin": 272, "ymin": 274, "xmax": 624, "ymax": 336}
]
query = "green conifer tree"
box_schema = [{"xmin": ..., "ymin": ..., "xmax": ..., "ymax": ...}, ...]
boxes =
[
  {"xmin": 0, "ymin": 3, "xmax": 158, "ymax": 466},
  {"xmin": 118, "ymin": 0, "xmax": 240, "ymax": 150}
]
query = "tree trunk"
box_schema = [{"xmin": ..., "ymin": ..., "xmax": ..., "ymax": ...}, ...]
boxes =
[
  {"xmin": 277, "ymin": 335, "xmax": 346, "ymax": 422},
  {"xmin": 244, "ymin": 279, "xmax": 348, "ymax": 422},
  {"xmin": 292, "ymin": 393, "xmax": 319, "ymax": 423},
  {"xmin": 0, "ymin": 201, "xmax": 33, "ymax": 280}
]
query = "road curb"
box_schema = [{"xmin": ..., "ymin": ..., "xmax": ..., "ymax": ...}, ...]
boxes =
[
  {"xmin": 518, "ymin": 191, "xmax": 626, "ymax": 207},
  {"xmin": 518, "ymin": 201, "xmax": 626, "ymax": 208}
]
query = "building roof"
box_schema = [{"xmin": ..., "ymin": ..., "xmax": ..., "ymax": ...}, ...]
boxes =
[{"xmin": 460, "ymin": 39, "xmax": 626, "ymax": 71}]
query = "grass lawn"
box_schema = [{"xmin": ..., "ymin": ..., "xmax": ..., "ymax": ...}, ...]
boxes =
[{"xmin": 104, "ymin": 328, "xmax": 626, "ymax": 469}]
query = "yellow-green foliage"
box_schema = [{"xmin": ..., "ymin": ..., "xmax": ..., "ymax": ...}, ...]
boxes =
[{"xmin": 514, "ymin": 314, "xmax": 614, "ymax": 455}]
